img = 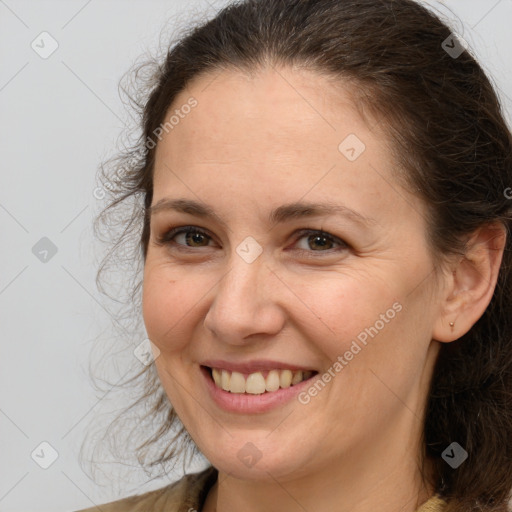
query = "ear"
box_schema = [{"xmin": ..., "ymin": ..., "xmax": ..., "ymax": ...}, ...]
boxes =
[{"xmin": 432, "ymin": 222, "xmax": 507, "ymax": 343}]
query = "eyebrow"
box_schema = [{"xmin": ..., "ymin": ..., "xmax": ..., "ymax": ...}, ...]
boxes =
[{"xmin": 148, "ymin": 198, "xmax": 377, "ymax": 228}]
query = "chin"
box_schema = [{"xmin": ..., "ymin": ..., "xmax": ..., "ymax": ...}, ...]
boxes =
[{"xmin": 203, "ymin": 440, "xmax": 314, "ymax": 483}]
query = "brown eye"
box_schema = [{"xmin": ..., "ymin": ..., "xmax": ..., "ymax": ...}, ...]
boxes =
[
  {"xmin": 306, "ymin": 234, "xmax": 335, "ymax": 250},
  {"xmin": 157, "ymin": 226, "xmax": 214, "ymax": 248},
  {"xmin": 181, "ymin": 230, "xmax": 210, "ymax": 247},
  {"xmin": 293, "ymin": 229, "xmax": 348, "ymax": 254}
]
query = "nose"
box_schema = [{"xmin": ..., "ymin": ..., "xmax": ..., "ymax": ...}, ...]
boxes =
[{"xmin": 203, "ymin": 251, "xmax": 286, "ymax": 345}]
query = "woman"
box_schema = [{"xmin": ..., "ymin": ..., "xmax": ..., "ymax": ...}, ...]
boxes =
[{"xmin": 76, "ymin": 0, "xmax": 512, "ymax": 511}]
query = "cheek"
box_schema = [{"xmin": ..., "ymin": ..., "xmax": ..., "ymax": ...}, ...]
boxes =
[
  {"xmin": 141, "ymin": 265, "xmax": 207, "ymax": 352},
  {"xmin": 313, "ymin": 278, "xmax": 426, "ymax": 402},
  {"xmin": 294, "ymin": 274, "xmax": 399, "ymax": 359}
]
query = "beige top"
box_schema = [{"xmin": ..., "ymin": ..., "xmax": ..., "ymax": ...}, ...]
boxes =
[{"xmin": 74, "ymin": 466, "xmax": 448, "ymax": 512}]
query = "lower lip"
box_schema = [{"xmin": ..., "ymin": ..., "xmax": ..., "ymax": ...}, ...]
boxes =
[{"xmin": 200, "ymin": 365, "xmax": 317, "ymax": 414}]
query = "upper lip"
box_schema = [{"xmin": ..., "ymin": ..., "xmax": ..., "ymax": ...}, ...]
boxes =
[{"xmin": 201, "ymin": 359, "xmax": 317, "ymax": 374}]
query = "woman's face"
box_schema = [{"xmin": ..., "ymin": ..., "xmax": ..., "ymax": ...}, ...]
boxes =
[{"xmin": 142, "ymin": 66, "xmax": 444, "ymax": 482}]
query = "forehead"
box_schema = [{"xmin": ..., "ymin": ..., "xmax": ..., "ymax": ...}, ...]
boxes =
[
  {"xmin": 161, "ymin": 66, "xmax": 371, "ymax": 155},
  {"xmin": 154, "ymin": 66, "xmax": 383, "ymax": 174},
  {"xmin": 151, "ymin": 66, "xmax": 422, "ymax": 229}
]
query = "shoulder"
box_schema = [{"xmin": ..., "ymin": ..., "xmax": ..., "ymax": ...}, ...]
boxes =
[
  {"xmin": 73, "ymin": 465, "xmax": 218, "ymax": 512},
  {"xmin": 415, "ymin": 494, "xmax": 448, "ymax": 512}
]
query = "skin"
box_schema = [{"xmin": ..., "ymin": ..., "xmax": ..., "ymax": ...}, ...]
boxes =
[{"xmin": 141, "ymin": 66, "xmax": 506, "ymax": 512}]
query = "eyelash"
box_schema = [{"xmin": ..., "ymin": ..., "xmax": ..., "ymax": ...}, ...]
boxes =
[{"xmin": 155, "ymin": 225, "xmax": 349, "ymax": 257}]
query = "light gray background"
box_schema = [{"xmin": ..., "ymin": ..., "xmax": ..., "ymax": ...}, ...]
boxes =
[{"xmin": 1, "ymin": 1, "xmax": 511, "ymax": 511}]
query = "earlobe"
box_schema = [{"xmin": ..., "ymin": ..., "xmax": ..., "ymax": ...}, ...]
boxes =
[{"xmin": 432, "ymin": 222, "xmax": 507, "ymax": 343}]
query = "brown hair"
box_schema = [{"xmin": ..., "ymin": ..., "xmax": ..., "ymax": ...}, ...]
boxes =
[{"xmin": 87, "ymin": 0, "xmax": 512, "ymax": 509}]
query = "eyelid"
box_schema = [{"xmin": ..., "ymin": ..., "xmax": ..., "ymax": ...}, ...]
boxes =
[
  {"xmin": 155, "ymin": 225, "xmax": 217, "ymax": 247},
  {"xmin": 156, "ymin": 225, "xmax": 350, "ymax": 256},
  {"xmin": 291, "ymin": 228, "xmax": 347, "ymax": 247}
]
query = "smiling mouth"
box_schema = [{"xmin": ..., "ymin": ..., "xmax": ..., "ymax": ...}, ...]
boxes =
[{"xmin": 203, "ymin": 366, "xmax": 319, "ymax": 395}]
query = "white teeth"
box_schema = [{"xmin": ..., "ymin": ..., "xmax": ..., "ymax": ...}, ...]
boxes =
[
  {"xmin": 246, "ymin": 372, "xmax": 266, "ymax": 394},
  {"xmin": 221, "ymin": 369, "xmax": 230, "ymax": 391},
  {"xmin": 291, "ymin": 370, "xmax": 303, "ymax": 385},
  {"xmin": 265, "ymin": 370, "xmax": 280, "ymax": 392},
  {"xmin": 280, "ymin": 369, "xmax": 292, "ymax": 388},
  {"xmin": 212, "ymin": 368, "xmax": 221, "ymax": 387},
  {"xmin": 211, "ymin": 367, "xmax": 314, "ymax": 394},
  {"xmin": 229, "ymin": 371, "xmax": 246, "ymax": 393}
]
